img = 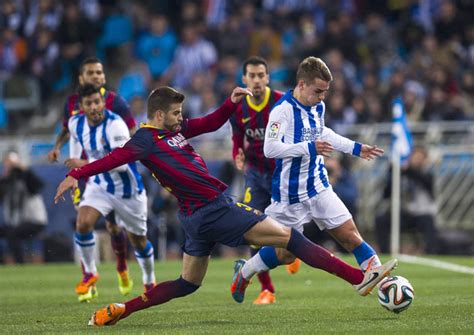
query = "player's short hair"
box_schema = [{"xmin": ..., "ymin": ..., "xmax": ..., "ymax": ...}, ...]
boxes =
[
  {"xmin": 147, "ymin": 86, "xmax": 185, "ymax": 119},
  {"xmin": 296, "ymin": 57, "xmax": 333, "ymax": 84},
  {"xmin": 243, "ymin": 56, "xmax": 269, "ymax": 75},
  {"xmin": 78, "ymin": 83, "xmax": 102, "ymax": 101},
  {"xmin": 79, "ymin": 57, "xmax": 103, "ymax": 74}
]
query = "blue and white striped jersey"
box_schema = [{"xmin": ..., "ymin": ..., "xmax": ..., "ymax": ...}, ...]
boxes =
[
  {"xmin": 68, "ymin": 109, "xmax": 144, "ymax": 198},
  {"xmin": 264, "ymin": 90, "xmax": 361, "ymax": 204}
]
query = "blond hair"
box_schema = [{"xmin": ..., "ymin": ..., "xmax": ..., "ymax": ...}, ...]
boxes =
[{"xmin": 296, "ymin": 57, "xmax": 333, "ymax": 84}]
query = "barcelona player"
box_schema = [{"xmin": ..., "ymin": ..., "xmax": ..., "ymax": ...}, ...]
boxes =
[
  {"xmin": 47, "ymin": 57, "xmax": 136, "ymax": 298},
  {"xmin": 54, "ymin": 86, "xmax": 397, "ymax": 326}
]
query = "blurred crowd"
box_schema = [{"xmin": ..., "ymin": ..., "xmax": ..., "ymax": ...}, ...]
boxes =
[{"xmin": 0, "ymin": 0, "xmax": 473, "ymax": 133}]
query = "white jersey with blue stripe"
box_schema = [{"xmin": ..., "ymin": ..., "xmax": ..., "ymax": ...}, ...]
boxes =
[
  {"xmin": 264, "ymin": 90, "xmax": 361, "ymax": 204},
  {"xmin": 68, "ymin": 109, "xmax": 144, "ymax": 198}
]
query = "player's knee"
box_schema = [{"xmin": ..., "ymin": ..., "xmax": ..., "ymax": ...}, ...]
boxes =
[
  {"xmin": 106, "ymin": 220, "xmax": 120, "ymax": 234},
  {"xmin": 176, "ymin": 276, "xmax": 200, "ymax": 297},
  {"xmin": 129, "ymin": 234, "xmax": 148, "ymax": 250},
  {"xmin": 76, "ymin": 219, "xmax": 93, "ymax": 233}
]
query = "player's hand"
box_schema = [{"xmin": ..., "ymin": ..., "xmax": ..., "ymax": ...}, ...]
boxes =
[
  {"xmin": 235, "ymin": 148, "xmax": 245, "ymax": 171},
  {"xmin": 230, "ymin": 87, "xmax": 253, "ymax": 103},
  {"xmin": 64, "ymin": 158, "xmax": 86, "ymax": 169},
  {"xmin": 315, "ymin": 140, "xmax": 334, "ymax": 158},
  {"xmin": 54, "ymin": 176, "xmax": 78, "ymax": 204},
  {"xmin": 360, "ymin": 144, "xmax": 384, "ymax": 160},
  {"xmin": 47, "ymin": 148, "xmax": 60, "ymax": 163}
]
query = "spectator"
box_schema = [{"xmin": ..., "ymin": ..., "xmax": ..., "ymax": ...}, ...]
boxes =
[
  {"xmin": 136, "ymin": 14, "xmax": 177, "ymax": 79},
  {"xmin": 164, "ymin": 24, "xmax": 217, "ymax": 90},
  {"xmin": 0, "ymin": 151, "xmax": 48, "ymax": 263},
  {"xmin": 375, "ymin": 146, "xmax": 439, "ymax": 254}
]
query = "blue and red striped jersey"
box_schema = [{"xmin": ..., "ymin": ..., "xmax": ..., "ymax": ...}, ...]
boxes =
[
  {"xmin": 62, "ymin": 87, "xmax": 136, "ymax": 131},
  {"xmin": 68, "ymin": 98, "xmax": 238, "ymax": 215},
  {"xmin": 229, "ymin": 87, "xmax": 283, "ymax": 174}
]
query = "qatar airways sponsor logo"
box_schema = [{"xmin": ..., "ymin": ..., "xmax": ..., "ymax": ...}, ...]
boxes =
[
  {"xmin": 167, "ymin": 133, "xmax": 189, "ymax": 148},
  {"xmin": 245, "ymin": 128, "xmax": 265, "ymax": 139}
]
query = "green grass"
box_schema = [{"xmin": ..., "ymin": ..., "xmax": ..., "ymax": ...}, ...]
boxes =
[{"xmin": 1, "ymin": 256, "xmax": 473, "ymax": 334}]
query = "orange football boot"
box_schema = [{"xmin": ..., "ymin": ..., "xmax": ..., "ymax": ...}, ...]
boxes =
[
  {"xmin": 286, "ymin": 258, "xmax": 301, "ymax": 274},
  {"xmin": 253, "ymin": 289, "xmax": 276, "ymax": 305}
]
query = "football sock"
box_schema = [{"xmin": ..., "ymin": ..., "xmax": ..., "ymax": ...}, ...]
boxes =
[
  {"xmin": 286, "ymin": 228, "xmax": 363, "ymax": 285},
  {"xmin": 352, "ymin": 242, "xmax": 381, "ymax": 271},
  {"xmin": 241, "ymin": 246, "xmax": 279, "ymax": 279},
  {"xmin": 257, "ymin": 271, "xmax": 275, "ymax": 293},
  {"xmin": 135, "ymin": 241, "xmax": 156, "ymax": 285},
  {"xmin": 74, "ymin": 231, "xmax": 97, "ymax": 274},
  {"xmin": 122, "ymin": 276, "xmax": 199, "ymax": 319},
  {"xmin": 111, "ymin": 230, "xmax": 128, "ymax": 273}
]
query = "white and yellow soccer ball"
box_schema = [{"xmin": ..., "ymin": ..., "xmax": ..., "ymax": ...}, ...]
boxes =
[{"xmin": 377, "ymin": 276, "xmax": 414, "ymax": 313}]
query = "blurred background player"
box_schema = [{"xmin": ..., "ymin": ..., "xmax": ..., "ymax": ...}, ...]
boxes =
[
  {"xmin": 236, "ymin": 56, "xmax": 388, "ymax": 287},
  {"xmin": 47, "ymin": 57, "xmax": 137, "ymax": 296},
  {"xmin": 230, "ymin": 56, "xmax": 287, "ymax": 305},
  {"xmin": 67, "ymin": 84, "xmax": 154, "ymax": 302}
]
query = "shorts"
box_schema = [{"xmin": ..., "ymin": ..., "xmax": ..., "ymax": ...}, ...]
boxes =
[
  {"xmin": 265, "ymin": 187, "xmax": 352, "ymax": 232},
  {"xmin": 79, "ymin": 182, "xmax": 148, "ymax": 236},
  {"xmin": 242, "ymin": 168, "xmax": 272, "ymax": 212},
  {"xmin": 178, "ymin": 194, "xmax": 267, "ymax": 256}
]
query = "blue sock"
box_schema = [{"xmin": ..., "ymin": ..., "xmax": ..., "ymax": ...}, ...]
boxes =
[
  {"xmin": 352, "ymin": 241, "xmax": 376, "ymax": 266},
  {"xmin": 258, "ymin": 246, "xmax": 281, "ymax": 269}
]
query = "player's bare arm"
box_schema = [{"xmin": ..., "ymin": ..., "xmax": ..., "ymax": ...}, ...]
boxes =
[
  {"xmin": 359, "ymin": 145, "xmax": 384, "ymax": 160},
  {"xmin": 47, "ymin": 127, "xmax": 70, "ymax": 162}
]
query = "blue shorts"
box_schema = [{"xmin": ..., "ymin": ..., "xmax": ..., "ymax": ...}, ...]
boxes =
[
  {"xmin": 178, "ymin": 194, "xmax": 267, "ymax": 256},
  {"xmin": 242, "ymin": 168, "xmax": 272, "ymax": 212}
]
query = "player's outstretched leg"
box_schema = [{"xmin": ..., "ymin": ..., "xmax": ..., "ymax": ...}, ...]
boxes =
[
  {"xmin": 88, "ymin": 277, "xmax": 199, "ymax": 326},
  {"xmin": 233, "ymin": 229, "xmax": 396, "ymax": 302}
]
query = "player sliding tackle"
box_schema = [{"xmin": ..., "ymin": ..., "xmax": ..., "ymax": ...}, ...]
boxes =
[
  {"xmin": 55, "ymin": 85, "xmax": 397, "ymax": 327},
  {"xmin": 231, "ymin": 56, "xmax": 395, "ymax": 303}
]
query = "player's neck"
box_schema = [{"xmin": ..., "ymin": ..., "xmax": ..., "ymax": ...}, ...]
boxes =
[
  {"xmin": 292, "ymin": 88, "xmax": 310, "ymax": 107},
  {"xmin": 247, "ymin": 86, "xmax": 269, "ymax": 106}
]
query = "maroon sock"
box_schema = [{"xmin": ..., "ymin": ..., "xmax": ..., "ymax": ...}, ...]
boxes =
[
  {"xmin": 286, "ymin": 229, "xmax": 364, "ymax": 285},
  {"xmin": 121, "ymin": 277, "xmax": 199, "ymax": 319},
  {"xmin": 257, "ymin": 271, "xmax": 275, "ymax": 293},
  {"xmin": 111, "ymin": 230, "xmax": 128, "ymax": 272}
]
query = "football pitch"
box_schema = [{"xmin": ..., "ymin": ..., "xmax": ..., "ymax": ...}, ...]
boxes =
[{"xmin": 1, "ymin": 256, "xmax": 473, "ymax": 334}]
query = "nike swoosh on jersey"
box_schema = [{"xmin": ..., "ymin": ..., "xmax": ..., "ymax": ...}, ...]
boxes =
[
  {"xmin": 157, "ymin": 135, "xmax": 166, "ymax": 140},
  {"xmin": 241, "ymin": 117, "xmax": 251, "ymax": 123}
]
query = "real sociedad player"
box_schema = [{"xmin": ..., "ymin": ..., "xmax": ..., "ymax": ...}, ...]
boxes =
[
  {"xmin": 231, "ymin": 56, "xmax": 396, "ymax": 303},
  {"xmin": 67, "ymin": 84, "xmax": 155, "ymax": 301},
  {"xmin": 47, "ymin": 57, "xmax": 136, "ymax": 296},
  {"xmin": 55, "ymin": 85, "xmax": 396, "ymax": 327}
]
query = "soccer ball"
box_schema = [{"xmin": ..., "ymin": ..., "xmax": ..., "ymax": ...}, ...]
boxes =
[{"xmin": 377, "ymin": 276, "xmax": 414, "ymax": 313}]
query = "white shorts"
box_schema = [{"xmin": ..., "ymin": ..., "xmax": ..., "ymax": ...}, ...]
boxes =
[
  {"xmin": 79, "ymin": 182, "xmax": 148, "ymax": 236},
  {"xmin": 265, "ymin": 187, "xmax": 352, "ymax": 233}
]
